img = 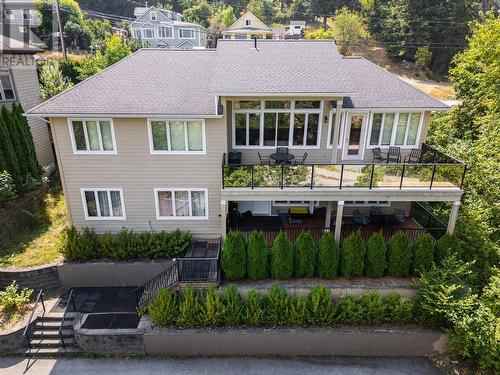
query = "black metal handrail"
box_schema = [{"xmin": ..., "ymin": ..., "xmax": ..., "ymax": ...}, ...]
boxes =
[
  {"xmin": 23, "ymin": 289, "xmax": 45, "ymax": 349},
  {"xmin": 59, "ymin": 288, "xmax": 76, "ymax": 349},
  {"xmin": 133, "ymin": 260, "xmax": 179, "ymax": 309}
]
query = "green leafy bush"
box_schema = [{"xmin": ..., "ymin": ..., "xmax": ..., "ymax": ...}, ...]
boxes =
[
  {"xmin": 265, "ymin": 285, "xmax": 289, "ymax": 325},
  {"xmin": 335, "ymin": 295, "xmax": 363, "ymax": 325},
  {"xmin": 177, "ymin": 285, "xmax": 202, "ymax": 327},
  {"xmin": 202, "ymin": 286, "xmax": 224, "ymax": 326},
  {"xmin": 0, "ymin": 281, "xmax": 32, "ymax": 315},
  {"xmin": 384, "ymin": 293, "xmax": 414, "ymax": 324},
  {"xmin": 288, "ymin": 295, "xmax": 309, "ymax": 325},
  {"xmin": 245, "ymin": 289, "xmax": 263, "ymax": 325},
  {"xmin": 387, "ymin": 232, "xmax": 412, "ymax": 277},
  {"xmin": 221, "ymin": 231, "xmax": 247, "ymax": 281},
  {"xmin": 317, "ymin": 233, "xmax": 339, "ymax": 279},
  {"xmin": 270, "ymin": 232, "xmax": 294, "ymax": 280},
  {"xmin": 309, "ymin": 284, "xmax": 334, "ymax": 325},
  {"xmin": 412, "ymin": 233, "xmax": 434, "ymax": 275},
  {"xmin": 294, "ymin": 232, "xmax": 317, "ymax": 278},
  {"xmin": 340, "ymin": 231, "xmax": 365, "ymax": 278},
  {"xmin": 148, "ymin": 288, "xmax": 178, "ymax": 327},
  {"xmin": 246, "ymin": 231, "xmax": 269, "ymax": 280},
  {"xmin": 365, "ymin": 232, "xmax": 387, "ymax": 278},
  {"xmin": 359, "ymin": 291, "xmax": 384, "ymax": 325},
  {"xmin": 0, "ymin": 171, "xmax": 16, "ymax": 206},
  {"xmin": 222, "ymin": 284, "xmax": 244, "ymax": 325},
  {"xmin": 434, "ymin": 234, "xmax": 462, "ymax": 266}
]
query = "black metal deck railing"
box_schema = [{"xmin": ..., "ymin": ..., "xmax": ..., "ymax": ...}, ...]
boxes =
[{"xmin": 222, "ymin": 144, "xmax": 466, "ymax": 190}]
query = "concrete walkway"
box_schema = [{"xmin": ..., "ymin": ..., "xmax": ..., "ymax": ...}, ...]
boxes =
[{"xmin": 0, "ymin": 356, "xmax": 441, "ymax": 374}]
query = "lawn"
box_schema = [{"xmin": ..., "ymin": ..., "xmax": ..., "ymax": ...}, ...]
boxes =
[{"xmin": 0, "ymin": 185, "xmax": 68, "ymax": 269}]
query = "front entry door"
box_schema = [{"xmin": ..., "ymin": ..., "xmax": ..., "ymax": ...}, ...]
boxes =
[{"xmin": 343, "ymin": 113, "xmax": 368, "ymax": 160}]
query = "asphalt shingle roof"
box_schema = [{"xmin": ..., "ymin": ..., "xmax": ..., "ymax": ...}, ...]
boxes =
[{"xmin": 27, "ymin": 40, "xmax": 447, "ymax": 116}]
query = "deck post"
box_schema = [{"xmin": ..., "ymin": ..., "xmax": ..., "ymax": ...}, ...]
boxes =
[
  {"xmin": 325, "ymin": 201, "xmax": 332, "ymax": 228},
  {"xmin": 447, "ymin": 201, "xmax": 461, "ymax": 235},
  {"xmin": 331, "ymin": 101, "xmax": 343, "ymax": 163},
  {"xmin": 221, "ymin": 200, "xmax": 227, "ymax": 236},
  {"xmin": 334, "ymin": 201, "xmax": 344, "ymax": 243}
]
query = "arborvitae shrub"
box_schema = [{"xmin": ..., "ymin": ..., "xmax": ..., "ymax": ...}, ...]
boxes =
[
  {"xmin": 79, "ymin": 227, "xmax": 98, "ymax": 260},
  {"xmin": 202, "ymin": 286, "xmax": 224, "ymax": 326},
  {"xmin": 265, "ymin": 285, "xmax": 289, "ymax": 325},
  {"xmin": 365, "ymin": 232, "xmax": 387, "ymax": 278},
  {"xmin": 271, "ymin": 232, "xmax": 294, "ymax": 280},
  {"xmin": 309, "ymin": 284, "xmax": 334, "ymax": 325},
  {"xmin": 135, "ymin": 232, "xmax": 152, "ymax": 259},
  {"xmin": 116, "ymin": 229, "xmax": 137, "ymax": 259},
  {"xmin": 0, "ymin": 115, "xmax": 21, "ymax": 187},
  {"xmin": 335, "ymin": 295, "xmax": 363, "ymax": 325},
  {"xmin": 165, "ymin": 229, "xmax": 192, "ymax": 257},
  {"xmin": 341, "ymin": 231, "xmax": 365, "ymax": 278},
  {"xmin": 387, "ymin": 232, "xmax": 412, "ymax": 277},
  {"xmin": 245, "ymin": 289, "xmax": 263, "ymax": 325},
  {"xmin": 148, "ymin": 288, "xmax": 178, "ymax": 327},
  {"xmin": 61, "ymin": 226, "xmax": 79, "ymax": 260},
  {"xmin": 359, "ymin": 291, "xmax": 384, "ymax": 325},
  {"xmin": 434, "ymin": 234, "xmax": 462, "ymax": 266},
  {"xmin": 412, "ymin": 233, "xmax": 434, "ymax": 275},
  {"xmin": 294, "ymin": 232, "xmax": 317, "ymax": 278},
  {"xmin": 317, "ymin": 233, "xmax": 339, "ymax": 279},
  {"xmin": 177, "ymin": 285, "xmax": 202, "ymax": 327},
  {"xmin": 222, "ymin": 284, "xmax": 244, "ymax": 325},
  {"xmin": 221, "ymin": 231, "xmax": 247, "ymax": 280},
  {"xmin": 288, "ymin": 295, "xmax": 309, "ymax": 325},
  {"xmin": 97, "ymin": 232, "xmax": 115, "ymax": 258},
  {"xmin": 383, "ymin": 293, "xmax": 414, "ymax": 324},
  {"xmin": 13, "ymin": 103, "xmax": 41, "ymax": 178},
  {"xmin": 246, "ymin": 231, "xmax": 269, "ymax": 280},
  {"xmin": 1, "ymin": 106, "xmax": 27, "ymax": 179}
]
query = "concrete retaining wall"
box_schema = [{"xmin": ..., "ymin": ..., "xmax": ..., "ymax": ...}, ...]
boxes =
[
  {"xmin": 0, "ymin": 264, "xmax": 60, "ymax": 290},
  {"xmin": 58, "ymin": 261, "xmax": 173, "ymax": 288}
]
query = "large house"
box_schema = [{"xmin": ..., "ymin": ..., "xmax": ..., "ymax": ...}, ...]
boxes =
[
  {"xmin": 26, "ymin": 40, "xmax": 465, "ymax": 243},
  {"xmin": 222, "ymin": 11, "xmax": 274, "ymax": 40},
  {"xmin": 130, "ymin": 6, "xmax": 206, "ymax": 49}
]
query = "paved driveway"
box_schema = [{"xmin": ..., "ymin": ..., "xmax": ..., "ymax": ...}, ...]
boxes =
[{"xmin": 0, "ymin": 356, "xmax": 441, "ymax": 374}]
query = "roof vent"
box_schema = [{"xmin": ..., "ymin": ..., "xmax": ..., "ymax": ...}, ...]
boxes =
[{"xmin": 253, "ymin": 36, "xmax": 257, "ymax": 49}]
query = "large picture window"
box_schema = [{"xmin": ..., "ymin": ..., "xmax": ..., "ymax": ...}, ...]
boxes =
[
  {"xmin": 158, "ymin": 26, "xmax": 173, "ymax": 38},
  {"xmin": 155, "ymin": 188, "xmax": 208, "ymax": 219},
  {"xmin": 69, "ymin": 119, "xmax": 116, "ymax": 153},
  {"xmin": 81, "ymin": 188, "xmax": 125, "ymax": 220},
  {"xmin": 368, "ymin": 112, "xmax": 422, "ymax": 147},
  {"xmin": 232, "ymin": 100, "xmax": 322, "ymax": 148},
  {"xmin": 149, "ymin": 120, "xmax": 205, "ymax": 154},
  {"xmin": 179, "ymin": 28, "xmax": 195, "ymax": 39}
]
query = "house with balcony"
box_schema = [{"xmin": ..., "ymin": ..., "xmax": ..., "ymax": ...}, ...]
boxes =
[
  {"xmin": 25, "ymin": 40, "xmax": 465, "ymax": 244},
  {"xmin": 130, "ymin": 6, "xmax": 206, "ymax": 48}
]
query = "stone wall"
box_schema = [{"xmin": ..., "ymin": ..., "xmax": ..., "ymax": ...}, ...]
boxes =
[
  {"xmin": 0, "ymin": 319, "xmax": 35, "ymax": 352},
  {"xmin": 0, "ymin": 264, "xmax": 60, "ymax": 290}
]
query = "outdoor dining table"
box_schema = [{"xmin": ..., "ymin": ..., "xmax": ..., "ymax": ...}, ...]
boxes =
[{"xmin": 270, "ymin": 153, "xmax": 295, "ymax": 164}]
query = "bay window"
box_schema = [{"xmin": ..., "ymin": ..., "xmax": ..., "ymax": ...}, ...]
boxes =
[
  {"xmin": 155, "ymin": 188, "xmax": 208, "ymax": 219},
  {"xmin": 368, "ymin": 112, "xmax": 422, "ymax": 147},
  {"xmin": 70, "ymin": 119, "xmax": 115, "ymax": 153},
  {"xmin": 149, "ymin": 120, "xmax": 205, "ymax": 153},
  {"xmin": 81, "ymin": 189, "xmax": 125, "ymax": 220}
]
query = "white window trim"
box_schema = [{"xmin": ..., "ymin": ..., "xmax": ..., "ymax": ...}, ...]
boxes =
[
  {"xmin": 179, "ymin": 28, "xmax": 195, "ymax": 39},
  {"xmin": 147, "ymin": 119, "xmax": 206, "ymax": 155},
  {"xmin": 158, "ymin": 25, "xmax": 174, "ymax": 39},
  {"xmin": 344, "ymin": 201, "xmax": 391, "ymax": 207},
  {"xmin": 154, "ymin": 188, "xmax": 209, "ymax": 220},
  {"xmin": 326, "ymin": 108, "xmax": 343, "ymax": 149},
  {"xmin": 365, "ymin": 111, "xmax": 424, "ymax": 149},
  {"xmin": 80, "ymin": 188, "xmax": 126, "ymax": 220},
  {"xmin": 0, "ymin": 69, "xmax": 15, "ymax": 101},
  {"xmin": 232, "ymin": 100, "xmax": 323, "ymax": 150},
  {"xmin": 142, "ymin": 28, "xmax": 155, "ymax": 39},
  {"xmin": 245, "ymin": 19, "xmax": 252, "ymax": 26},
  {"xmin": 68, "ymin": 118, "xmax": 117, "ymax": 155},
  {"xmin": 150, "ymin": 11, "xmax": 157, "ymax": 21}
]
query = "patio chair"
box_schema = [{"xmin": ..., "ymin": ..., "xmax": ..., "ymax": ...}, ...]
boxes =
[
  {"xmin": 393, "ymin": 208, "xmax": 405, "ymax": 224},
  {"xmin": 404, "ymin": 148, "xmax": 422, "ymax": 164},
  {"xmin": 292, "ymin": 152, "xmax": 308, "ymax": 165},
  {"xmin": 258, "ymin": 152, "xmax": 271, "ymax": 165},
  {"xmin": 353, "ymin": 209, "xmax": 370, "ymax": 225},
  {"xmin": 372, "ymin": 148, "xmax": 385, "ymax": 163},
  {"xmin": 276, "ymin": 147, "xmax": 289, "ymax": 154},
  {"xmin": 387, "ymin": 146, "xmax": 401, "ymax": 163}
]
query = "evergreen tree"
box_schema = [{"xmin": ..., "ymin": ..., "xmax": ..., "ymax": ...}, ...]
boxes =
[
  {"xmin": 0, "ymin": 110, "xmax": 21, "ymax": 187},
  {"xmin": 1, "ymin": 106, "xmax": 28, "ymax": 179},
  {"xmin": 12, "ymin": 103, "xmax": 41, "ymax": 178}
]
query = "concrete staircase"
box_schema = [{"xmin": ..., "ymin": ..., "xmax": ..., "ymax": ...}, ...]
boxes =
[{"xmin": 26, "ymin": 312, "xmax": 80, "ymax": 354}]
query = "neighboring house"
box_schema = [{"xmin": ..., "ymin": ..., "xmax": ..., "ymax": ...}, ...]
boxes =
[
  {"xmin": 26, "ymin": 40, "xmax": 464, "ymax": 242},
  {"xmin": 272, "ymin": 27, "xmax": 286, "ymax": 40},
  {"xmin": 130, "ymin": 6, "xmax": 206, "ymax": 49},
  {"xmin": 222, "ymin": 11, "xmax": 274, "ymax": 40},
  {"xmin": 288, "ymin": 20, "xmax": 305, "ymax": 36}
]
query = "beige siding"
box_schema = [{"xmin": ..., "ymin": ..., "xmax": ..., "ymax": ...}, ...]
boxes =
[{"xmin": 51, "ymin": 117, "xmax": 225, "ymax": 236}]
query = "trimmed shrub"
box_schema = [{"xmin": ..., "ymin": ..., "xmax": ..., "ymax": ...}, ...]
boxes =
[
  {"xmin": 412, "ymin": 233, "xmax": 434, "ymax": 275},
  {"xmin": 335, "ymin": 295, "xmax": 363, "ymax": 325},
  {"xmin": 387, "ymin": 232, "xmax": 412, "ymax": 277},
  {"xmin": 165, "ymin": 229, "xmax": 192, "ymax": 257},
  {"xmin": 148, "ymin": 288, "xmax": 178, "ymax": 327},
  {"xmin": 317, "ymin": 233, "xmax": 339, "ymax": 279},
  {"xmin": 294, "ymin": 232, "xmax": 317, "ymax": 278},
  {"xmin": 222, "ymin": 284, "xmax": 244, "ymax": 325},
  {"xmin": 309, "ymin": 284, "xmax": 334, "ymax": 325},
  {"xmin": 270, "ymin": 232, "xmax": 294, "ymax": 280},
  {"xmin": 288, "ymin": 295, "xmax": 309, "ymax": 325},
  {"xmin": 265, "ymin": 285, "xmax": 289, "ymax": 325},
  {"xmin": 177, "ymin": 285, "xmax": 202, "ymax": 327},
  {"xmin": 202, "ymin": 286, "xmax": 224, "ymax": 326},
  {"xmin": 384, "ymin": 293, "xmax": 414, "ymax": 324},
  {"xmin": 221, "ymin": 231, "xmax": 247, "ymax": 281},
  {"xmin": 359, "ymin": 291, "xmax": 384, "ymax": 325},
  {"xmin": 0, "ymin": 171, "xmax": 16, "ymax": 206},
  {"xmin": 365, "ymin": 232, "xmax": 387, "ymax": 278},
  {"xmin": 434, "ymin": 234, "xmax": 462, "ymax": 266},
  {"xmin": 341, "ymin": 231, "xmax": 365, "ymax": 278},
  {"xmin": 245, "ymin": 289, "xmax": 263, "ymax": 325},
  {"xmin": 97, "ymin": 232, "xmax": 115, "ymax": 258},
  {"xmin": 116, "ymin": 229, "xmax": 137, "ymax": 259},
  {"xmin": 246, "ymin": 231, "xmax": 269, "ymax": 280}
]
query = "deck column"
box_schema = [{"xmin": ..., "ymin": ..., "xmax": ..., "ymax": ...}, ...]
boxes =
[
  {"xmin": 221, "ymin": 200, "xmax": 227, "ymax": 237},
  {"xmin": 334, "ymin": 201, "xmax": 344, "ymax": 243},
  {"xmin": 447, "ymin": 201, "xmax": 461, "ymax": 235},
  {"xmin": 324, "ymin": 201, "xmax": 332, "ymax": 229}
]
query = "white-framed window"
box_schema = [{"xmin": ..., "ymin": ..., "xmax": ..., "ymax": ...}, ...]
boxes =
[
  {"xmin": 158, "ymin": 26, "xmax": 173, "ymax": 39},
  {"xmin": 148, "ymin": 119, "xmax": 205, "ymax": 154},
  {"xmin": 368, "ymin": 112, "xmax": 423, "ymax": 147},
  {"xmin": 0, "ymin": 70, "xmax": 15, "ymax": 101},
  {"xmin": 68, "ymin": 119, "xmax": 116, "ymax": 154},
  {"xmin": 327, "ymin": 109, "xmax": 345, "ymax": 149},
  {"xmin": 179, "ymin": 28, "xmax": 195, "ymax": 39},
  {"xmin": 232, "ymin": 100, "xmax": 322, "ymax": 149},
  {"xmin": 245, "ymin": 19, "xmax": 252, "ymax": 26},
  {"xmin": 81, "ymin": 188, "xmax": 125, "ymax": 220},
  {"xmin": 273, "ymin": 201, "xmax": 319, "ymax": 207},
  {"xmin": 143, "ymin": 28, "xmax": 155, "ymax": 39},
  {"xmin": 150, "ymin": 11, "xmax": 157, "ymax": 21},
  {"xmin": 132, "ymin": 28, "xmax": 141, "ymax": 39},
  {"xmin": 154, "ymin": 188, "xmax": 208, "ymax": 220},
  {"xmin": 344, "ymin": 201, "xmax": 391, "ymax": 207}
]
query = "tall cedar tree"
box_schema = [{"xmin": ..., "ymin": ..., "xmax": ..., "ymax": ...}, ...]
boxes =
[
  {"xmin": 0, "ymin": 112, "xmax": 21, "ymax": 186},
  {"xmin": 317, "ymin": 233, "xmax": 339, "ymax": 279},
  {"xmin": 221, "ymin": 231, "xmax": 247, "ymax": 280},
  {"xmin": 294, "ymin": 232, "xmax": 317, "ymax": 278},
  {"xmin": 246, "ymin": 231, "xmax": 269, "ymax": 280},
  {"xmin": 365, "ymin": 232, "xmax": 387, "ymax": 278},
  {"xmin": 13, "ymin": 103, "xmax": 42, "ymax": 178},
  {"xmin": 341, "ymin": 231, "xmax": 366, "ymax": 278},
  {"xmin": 2, "ymin": 106, "xmax": 29, "ymax": 179},
  {"xmin": 387, "ymin": 232, "xmax": 412, "ymax": 277},
  {"xmin": 271, "ymin": 232, "xmax": 294, "ymax": 280}
]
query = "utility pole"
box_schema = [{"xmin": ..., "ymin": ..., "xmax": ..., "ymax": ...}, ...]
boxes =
[{"xmin": 55, "ymin": 0, "xmax": 67, "ymax": 60}]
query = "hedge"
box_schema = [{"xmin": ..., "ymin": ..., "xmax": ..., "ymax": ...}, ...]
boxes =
[
  {"xmin": 148, "ymin": 285, "xmax": 416, "ymax": 328},
  {"xmin": 341, "ymin": 231, "xmax": 365, "ymax": 278},
  {"xmin": 317, "ymin": 233, "xmax": 339, "ymax": 279},
  {"xmin": 294, "ymin": 232, "xmax": 317, "ymax": 278},
  {"xmin": 246, "ymin": 231, "xmax": 269, "ymax": 280},
  {"xmin": 412, "ymin": 233, "xmax": 434, "ymax": 275},
  {"xmin": 61, "ymin": 226, "xmax": 192, "ymax": 261},
  {"xmin": 434, "ymin": 234, "xmax": 462, "ymax": 266},
  {"xmin": 387, "ymin": 232, "xmax": 412, "ymax": 277},
  {"xmin": 271, "ymin": 232, "xmax": 294, "ymax": 280},
  {"xmin": 365, "ymin": 232, "xmax": 387, "ymax": 278},
  {"xmin": 221, "ymin": 231, "xmax": 247, "ymax": 280}
]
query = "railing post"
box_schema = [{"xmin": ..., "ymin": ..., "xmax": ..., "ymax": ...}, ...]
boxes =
[
  {"xmin": 399, "ymin": 164, "xmax": 406, "ymax": 189},
  {"xmin": 310, "ymin": 165, "xmax": 314, "ymax": 189},
  {"xmin": 430, "ymin": 164, "xmax": 437, "ymax": 190},
  {"xmin": 280, "ymin": 164, "xmax": 284, "ymax": 189},
  {"xmin": 339, "ymin": 165, "xmax": 344, "ymax": 189},
  {"xmin": 41, "ymin": 293, "xmax": 45, "ymax": 314},
  {"xmin": 460, "ymin": 165, "xmax": 467, "ymax": 189},
  {"xmin": 369, "ymin": 164, "xmax": 375, "ymax": 189},
  {"xmin": 251, "ymin": 165, "xmax": 254, "ymax": 189}
]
